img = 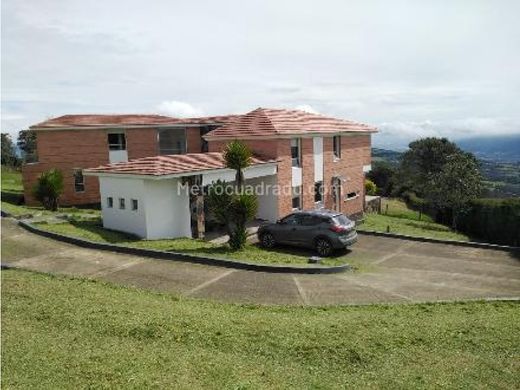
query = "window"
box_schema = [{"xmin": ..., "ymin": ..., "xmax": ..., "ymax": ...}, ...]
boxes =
[
  {"xmin": 131, "ymin": 199, "xmax": 138, "ymax": 211},
  {"xmin": 314, "ymin": 181, "xmax": 323, "ymax": 203},
  {"xmin": 346, "ymin": 191, "xmax": 358, "ymax": 200},
  {"xmin": 333, "ymin": 135, "xmax": 341, "ymax": 159},
  {"xmin": 292, "ymin": 186, "xmax": 302, "ymax": 209},
  {"xmin": 291, "ymin": 138, "xmax": 301, "ymax": 167},
  {"xmin": 108, "ymin": 133, "xmax": 126, "ymax": 151},
  {"xmin": 199, "ymin": 125, "xmax": 218, "ymax": 153},
  {"xmin": 281, "ymin": 213, "xmax": 303, "ymax": 225},
  {"xmin": 119, "ymin": 198, "xmax": 126, "ymax": 210},
  {"xmin": 107, "ymin": 197, "xmax": 113, "ymax": 208},
  {"xmin": 159, "ymin": 128, "xmax": 186, "ymax": 155},
  {"xmin": 301, "ymin": 215, "xmax": 324, "ymax": 226},
  {"xmin": 73, "ymin": 169, "xmax": 84, "ymax": 192}
]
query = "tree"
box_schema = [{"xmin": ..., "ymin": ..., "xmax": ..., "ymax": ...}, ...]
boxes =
[
  {"xmin": 17, "ymin": 129, "xmax": 37, "ymax": 162},
  {"xmin": 1, "ymin": 133, "xmax": 19, "ymax": 166},
  {"xmin": 207, "ymin": 141, "xmax": 258, "ymax": 250},
  {"xmin": 426, "ymin": 152, "xmax": 482, "ymax": 229},
  {"xmin": 223, "ymin": 140, "xmax": 252, "ymax": 187},
  {"xmin": 398, "ymin": 137, "xmax": 462, "ymax": 197},
  {"xmin": 365, "ymin": 179, "xmax": 377, "ymax": 196},
  {"xmin": 367, "ymin": 161, "xmax": 396, "ymax": 196},
  {"xmin": 33, "ymin": 169, "xmax": 64, "ymax": 211}
]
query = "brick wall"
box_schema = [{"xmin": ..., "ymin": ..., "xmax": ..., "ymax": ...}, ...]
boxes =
[
  {"xmin": 127, "ymin": 128, "xmax": 158, "ymax": 159},
  {"xmin": 322, "ymin": 134, "xmax": 370, "ymax": 217},
  {"xmin": 22, "ymin": 129, "xmax": 110, "ymax": 206},
  {"xmin": 208, "ymin": 135, "xmax": 371, "ymax": 218},
  {"xmin": 301, "ymin": 138, "xmax": 315, "ymax": 210},
  {"xmin": 186, "ymin": 128, "xmax": 202, "ymax": 153}
]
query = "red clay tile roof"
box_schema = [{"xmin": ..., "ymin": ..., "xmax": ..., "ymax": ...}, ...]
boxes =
[
  {"xmin": 84, "ymin": 152, "xmax": 276, "ymax": 177},
  {"xmin": 31, "ymin": 114, "xmax": 239, "ymax": 129},
  {"xmin": 204, "ymin": 108, "xmax": 377, "ymax": 139}
]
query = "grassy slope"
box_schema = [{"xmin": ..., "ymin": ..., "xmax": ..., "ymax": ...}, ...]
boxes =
[
  {"xmin": 359, "ymin": 198, "xmax": 470, "ymax": 241},
  {"xmin": 2, "ymin": 270, "xmax": 519, "ymax": 389}
]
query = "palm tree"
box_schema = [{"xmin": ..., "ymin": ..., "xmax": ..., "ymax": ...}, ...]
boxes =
[{"xmin": 223, "ymin": 140, "xmax": 252, "ymax": 187}]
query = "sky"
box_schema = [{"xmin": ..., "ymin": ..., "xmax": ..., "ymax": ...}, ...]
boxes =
[{"xmin": 2, "ymin": 0, "xmax": 520, "ymax": 150}]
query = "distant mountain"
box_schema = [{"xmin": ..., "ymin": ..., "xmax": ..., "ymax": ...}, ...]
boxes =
[
  {"xmin": 455, "ymin": 134, "xmax": 520, "ymax": 162},
  {"xmin": 371, "ymin": 147, "xmax": 401, "ymax": 165}
]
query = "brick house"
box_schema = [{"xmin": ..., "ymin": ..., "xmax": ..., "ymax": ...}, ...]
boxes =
[
  {"xmin": 22, "ymin": 114, "xmax": 237, "ymax": 206},
  {"xmin": 23, "ymin": 107, "xmax": 376, "ymax": 238}
]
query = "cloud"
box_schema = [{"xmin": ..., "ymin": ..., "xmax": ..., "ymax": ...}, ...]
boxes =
[
  {"xmin": 294, "ymin": 104, "xmax": 319, "ymax": 114},
  {"xmin": 156, "ymin": 101, "xmax": 203, "ymax": 117}
]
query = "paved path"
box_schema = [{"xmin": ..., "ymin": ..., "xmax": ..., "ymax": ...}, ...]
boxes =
[{"xmin": 2, "ymin": 218, "xmax": 519, "ymax": 305}]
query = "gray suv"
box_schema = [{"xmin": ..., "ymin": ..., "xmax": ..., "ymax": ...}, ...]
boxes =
[{"xmin": 257, "ymin": 210, "xmax": 358, "ymax": 256}]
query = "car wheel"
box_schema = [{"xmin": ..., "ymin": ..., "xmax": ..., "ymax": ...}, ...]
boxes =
[
  {"xmin": 260, "ymin": 232, "xmax": 276, "ymax": 248},
  {"xmin": 315, "ymin": 237, "xmax": 333, "ymax": 257}
]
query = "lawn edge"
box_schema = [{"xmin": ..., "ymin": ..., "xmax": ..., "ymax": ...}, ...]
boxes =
[
  {"xmin": 16, "ymin": 219, "xmax": 351, "ymax": 274},
  {"xmin": 357, "ymin": 229, "xmax": 520, "ymax": 252}
]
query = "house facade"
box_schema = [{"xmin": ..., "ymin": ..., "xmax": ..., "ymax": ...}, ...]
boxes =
[
  {"xmin": 81, "ymin": 108, "xmax": 376, "ymax": 239},
  {"xmin": 22, "ymin": 114, "xmax": 236, "ymax": 206}
]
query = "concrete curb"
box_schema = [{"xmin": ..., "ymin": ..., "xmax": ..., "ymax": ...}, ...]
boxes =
[
  {"xmin": 357, "ymin": 229, "xmax": 520, "ymax": 252},
  {"xmin": 17, "ymin": 220, "xmax": 350, "ymax": 274}
]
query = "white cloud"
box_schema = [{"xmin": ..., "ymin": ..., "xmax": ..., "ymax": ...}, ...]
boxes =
[
  {"xmin": 294, "ymin": 104, "xmax": 319, "ymax": 114},
  {"xmin": 156, "ymin": 101, "xmax": 203, "ymax": 118}
]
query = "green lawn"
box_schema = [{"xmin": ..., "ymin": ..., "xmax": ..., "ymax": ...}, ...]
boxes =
[
  {"xmin": 359, "ymin": 198, "xmax": 470, "ymax": 241},
  {"xmin": 33, "ymin": 219, "xmax": 362, "ymax": 267},
  {"xmin": 2, "ymin": 270, "xmax": 519, "ymax": 389}
]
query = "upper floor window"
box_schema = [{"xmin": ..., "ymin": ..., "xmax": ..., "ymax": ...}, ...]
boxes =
[
  {"xmin": 107, "ymin": 197, "xmax": 114, "ymax": 208},
  {"xmin": 291, "ymin": 138, "xmax": 301, "ymax": 167},
  {"xmin": 131, "ymin": 199, "xmax": 139, "ymax": 211},
  {"xmin": 108, "ymin": 133, "xmax": 126, "ymax": 151},
  {"xmin": 119, "ymin": 198, "xmax": 126, "ymax": 210},
  {"xmin": 73, "ymin": 169, "xmax": 84, "ymax": 192},
  {"xmin": 333, "ymin": 135, "xmax": 341, "ymax": 159},
  {"xmin": 159, "ymin": 128, "xmax": 186, "ymax": 155}
]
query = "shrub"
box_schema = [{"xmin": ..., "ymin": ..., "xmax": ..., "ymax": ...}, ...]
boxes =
[
  {"xmin": 458, "ymin": 198, "xmax": 520, "ymax": 246},
  {"xmin": 365, "ymin": 179, "xmax": 377, "ymax": 196},
  {"xmin": 33, "ymin": 169, "xmax": 64, "ymax": 211}
]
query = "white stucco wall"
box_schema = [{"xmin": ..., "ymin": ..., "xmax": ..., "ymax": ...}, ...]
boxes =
[
  {"xmin": 99, "ymin": 176, "xmax": 148, "ymax": 237},
  {"xmin": 313, "ymin": 137, "xmax": 323, "ymax": 182},
  {"xmin": 144, "ymin": 178, "xmax": 191, "ymax": 239},
  {"xmin": 246, "ymin": 175, "xmax": 278, "ymax": 222}
]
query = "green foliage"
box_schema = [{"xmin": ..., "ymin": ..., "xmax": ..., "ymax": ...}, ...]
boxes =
[
  {"xmin": 398, "ymin": 137, "xmax": 461, "ymax": 196},
  {"xmin": 366, "ymin": 161, "xmax": 396, "ymax": 196},
  {"xmin": 364, "ymin": 179, "xmax": 377, "ymax": 195},
  {"xmin": 1, "ymin": 133, "xmax": 19, "ymax": 167},
  {"xmin": 426, "ymin": 153, "xmax": 482, "ymax": 228},
  {"xmin": 16, "ymin": 129, "xmax": 37, "ymax": 162},
  {"xmin": 222, "ymin": 140, "xmax": 252, "ymax": 186},
  {"xmin": 4, "ymin": 270, "xmax": 519, "ymax": 389},
  {"xmin": 33, "ymin": 169, "xmax": 64, "ymax": 211},
  {"xmin": 458, "ymin": 198, "xmax": 520, "ymax": 246}
]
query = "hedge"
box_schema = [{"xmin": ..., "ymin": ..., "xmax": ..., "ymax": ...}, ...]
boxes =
[{"xmin": 458, "ymin": 198, "xmax": 520, "ymax": 246}]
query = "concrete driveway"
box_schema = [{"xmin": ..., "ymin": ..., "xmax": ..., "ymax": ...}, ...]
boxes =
[{"xmin": 2, "ymin": 218, "xmax": 519, "ymax": 305}]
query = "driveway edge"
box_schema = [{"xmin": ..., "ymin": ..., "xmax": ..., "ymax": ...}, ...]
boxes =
[
  {"xmin": 357, "ymin": 229, "xmax": 520, "ymax": 252},
  {"xmin": 17, "ymin": 220, "xmax": 350, "ymax": 274}
]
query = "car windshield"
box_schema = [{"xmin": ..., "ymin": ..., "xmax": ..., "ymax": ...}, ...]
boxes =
[{"xmin": 332, "ymin": 214, "xmax": 351, "ymax": 226}]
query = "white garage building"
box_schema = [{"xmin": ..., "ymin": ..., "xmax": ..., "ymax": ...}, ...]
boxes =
[{"xmin": 84, "ymin": 152, "xmax": 278, "ymax": 239}]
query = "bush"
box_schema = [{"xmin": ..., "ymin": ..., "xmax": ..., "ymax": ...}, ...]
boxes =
[
  {"xmin": 458, "ymin": 198, "xmax": 520, "ymax": 246},
  {"xmin": 33, "ymin": 169, "xmax": 64, "ymax": 211},
  {"xmin": 365, "ymin": 179, "xmax": 377, "ymax": 196}
]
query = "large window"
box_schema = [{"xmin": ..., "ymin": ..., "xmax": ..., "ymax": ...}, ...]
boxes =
[
  {"xmin": 333, "ymin": 135, "xmax": 341, "ymax": 159},
  {"xmin": 291, "ymin": 138, "xmax": 301, "ymax": 167},
  {"xmin": 73, "ymin": 169, "xmax": 84, "ymax": 192},
  {"xmin": 159, "ymin": 128, "xmax": 186, "ymax": 155},
  {"xmin": 108, "ymin": 133, "xmax": 126, "ymax": 151}
]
